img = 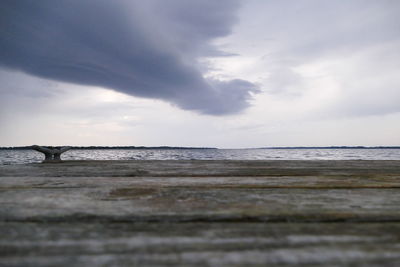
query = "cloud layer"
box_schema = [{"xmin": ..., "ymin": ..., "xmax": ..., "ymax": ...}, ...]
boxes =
[
  {"xmin": 0, "ymin": 0, "xmax": 257, "ymax": 115},
  {"xmin": 227, "ymin": 0, "xmax": 400, "ymax": 117}
]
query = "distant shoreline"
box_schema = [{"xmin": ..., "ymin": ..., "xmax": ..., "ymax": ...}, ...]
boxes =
[
  {"xmin": 259, "ymin": 146, "xmax": 400, "ymax": 149},
  {"xmin": 0, "ymin": 146, "xmax": 217, "ymax": 150},
  {"xmin": 0, "ymin": 146, "xmax": 400, "ymax": 150}
]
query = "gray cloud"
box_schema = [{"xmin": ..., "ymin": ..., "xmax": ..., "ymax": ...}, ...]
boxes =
[
  {"xmin": 241, "ymin": 0, "xmax": 400, "ymax": 116},
  {"xmin": 0, "ymin": 0, "xmax": 257, "ymax": 115}
]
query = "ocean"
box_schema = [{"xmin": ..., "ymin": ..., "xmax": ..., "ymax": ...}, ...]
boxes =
[{"xmin": 1, "ymin": 148, "xmax": 400, "ymax": 165}]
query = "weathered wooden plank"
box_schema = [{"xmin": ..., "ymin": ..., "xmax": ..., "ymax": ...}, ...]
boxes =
[
  {"xmin": 1, "ymin": 160, "xmax": 399, "ymax": 177},
  {"xmin": 1, "ymin": 175, "xmax": 400, "ymax": 189},
  {"xmin": 1, "ymin": 160, "xmax": 399, "ymax": 266},
  {"xmin": 1, "ymin": 183, "xmax": 399, "ymax": 222},
  {"xmin": 1, "ymin": 222, "xmax": 400, "ymax": 266}
]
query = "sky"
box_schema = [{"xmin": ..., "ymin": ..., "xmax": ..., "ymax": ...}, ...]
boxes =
[{"xmin": 1, "ymin": 0, "xmax": 399, "ymax": 148}]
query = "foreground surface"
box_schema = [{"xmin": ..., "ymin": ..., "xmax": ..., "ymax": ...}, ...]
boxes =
[{"xmin": 1, "ymin": 160, "xmax": 400, "ymax": 266}]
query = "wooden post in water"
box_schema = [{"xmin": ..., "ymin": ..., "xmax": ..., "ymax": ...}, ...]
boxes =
[{"xmin": 31, "ymin": 145, "xmax": 71, "ymax": 163}]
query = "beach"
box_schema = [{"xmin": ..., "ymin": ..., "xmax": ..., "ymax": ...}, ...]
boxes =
[{"xmin": 1, "ymin": 160, "xmax": 400, "ymax": 266}]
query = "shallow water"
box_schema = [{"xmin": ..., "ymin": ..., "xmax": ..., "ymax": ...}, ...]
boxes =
[{"xmin": 1, "ymin": 148, "xmax": 400, "ymax": 165}]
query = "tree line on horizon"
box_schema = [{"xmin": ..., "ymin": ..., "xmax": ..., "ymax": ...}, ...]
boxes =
[{"xmin": 1, "ymin": 146, "xmax": 400, "ymax": 150}]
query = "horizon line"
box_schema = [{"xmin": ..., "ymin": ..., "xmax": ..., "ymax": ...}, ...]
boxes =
[{"xmin": 1, "ymin": 145, "xmax": 400, "ymax": 150}]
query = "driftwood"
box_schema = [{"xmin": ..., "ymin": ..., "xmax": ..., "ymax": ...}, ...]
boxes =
[{"xmin": 31, "ymin": 145, "xmax": 71, "ymax": 162}]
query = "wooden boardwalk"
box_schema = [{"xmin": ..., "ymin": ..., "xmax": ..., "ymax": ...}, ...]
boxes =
[{"xmin": 1, "ymin": 160, "xmax": 400, "ymax": 266}]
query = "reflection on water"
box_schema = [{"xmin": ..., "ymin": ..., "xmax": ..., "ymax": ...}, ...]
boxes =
[{"xmin": 1, "ymin": 148, "xmax": 400, "ymax": 165}]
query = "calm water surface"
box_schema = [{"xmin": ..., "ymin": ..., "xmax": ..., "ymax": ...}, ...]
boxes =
[{"xmin": 1, "ymin": 149, "xmax": 400, "ymax": 165}]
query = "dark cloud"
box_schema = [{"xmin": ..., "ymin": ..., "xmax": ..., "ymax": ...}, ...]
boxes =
[{"xmin": 0, "ymin": 0, "xmax": 257, "ymax": 115}]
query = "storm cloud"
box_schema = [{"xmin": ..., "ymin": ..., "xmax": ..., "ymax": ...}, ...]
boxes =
[{"xmin": 0, "ymin": 0, "xmax": 257, "ymax": 115}]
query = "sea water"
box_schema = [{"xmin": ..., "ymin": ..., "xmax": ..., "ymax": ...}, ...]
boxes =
[{"xmin": 1, "ymin": 148, "xmax": 400, "ymax": 165}]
